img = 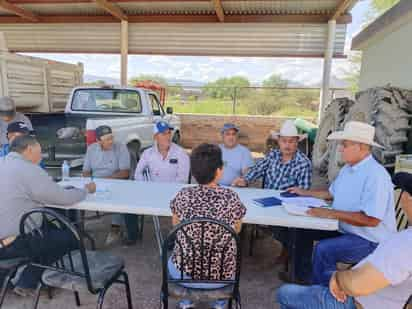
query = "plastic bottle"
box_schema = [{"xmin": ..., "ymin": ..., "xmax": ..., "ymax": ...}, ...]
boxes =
[{"xmin": 62, "ymin": 160, "xmax": 70, "ymax": 181}]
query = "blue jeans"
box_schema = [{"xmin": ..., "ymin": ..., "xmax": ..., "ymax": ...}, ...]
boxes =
[
  {"xmin": 168, "ymin": 258, "xmax": 227, "ymax": 289},
  {"xmin": 312, "ymin": 233, "xmax": 378, "ymax": 286},
  {"xmin": 276, "ymin": 284, "xmax": 356, "ymax": 309}
]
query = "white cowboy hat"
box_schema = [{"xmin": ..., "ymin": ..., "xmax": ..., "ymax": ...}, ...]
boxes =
[
  {"xmin": 271, "ymin": 120, "xmax": 307, "ymax": 142},
  {"xmin": 327, "ymin": 121, "xmax": 384, "ymax": 148}
]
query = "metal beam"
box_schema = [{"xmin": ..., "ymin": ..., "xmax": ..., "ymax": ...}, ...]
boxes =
[
  {"xmin": 94, "ymin": 0, "xmax": 128, "ymax": 21},
  {"xmin": 331, "ymin": 0, "xmax": 356, "ymax": 20},
  {"xmin": 0, "ymin": 13, "xmax": 352, "ymax": 24},
  {"xmin": 212, "ymin": 0, "xmax": 224, "ymax": 22},
  {"xmin": 120, "ymin": 20, "xmax": 128, "ymax": 86},
  {"xmin": 318, "ymin": 19, "xmax": 336, "ymax": 124},
  {"xmin": 0, "ymin": 0, "xmax": 38, "ymax": 22}
]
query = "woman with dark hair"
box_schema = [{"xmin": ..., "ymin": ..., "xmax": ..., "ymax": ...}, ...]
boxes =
[{"xmin": 169, "ymin": 143, "xmax": 247, "ymax": 309}]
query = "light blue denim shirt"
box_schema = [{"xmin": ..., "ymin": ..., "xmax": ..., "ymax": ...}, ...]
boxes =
[{"xmin": 329, "ymin": 155, "xmax": 396, "ymax": 243}]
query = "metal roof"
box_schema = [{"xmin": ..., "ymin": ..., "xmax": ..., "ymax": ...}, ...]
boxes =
[
  {"xmin": 0, "ymin": 0, "xmax": 357, "ymax": 58},
  {"xmin": 0, "ymin": 1, "xmax": 356, "ymax": 17}
]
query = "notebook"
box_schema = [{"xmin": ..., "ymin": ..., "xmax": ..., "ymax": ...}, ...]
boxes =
[{"xmin": 253, "ymin": 196, "xmax": 283, "ymax": 208}]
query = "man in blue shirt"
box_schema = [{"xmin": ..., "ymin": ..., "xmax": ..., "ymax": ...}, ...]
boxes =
[
  {"xmin": 0, "ymin": 121, "xmax": 31, "ymax": 158},
  {"xmin": 218, "ymin": 123, "xmax": 254, "ymax": 186},
  {"xmin": 288, "ymin": 121, "xmax": 396, "ymax": 285}
]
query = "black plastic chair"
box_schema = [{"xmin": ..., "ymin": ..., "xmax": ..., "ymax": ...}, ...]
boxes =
[
  {"xmin": 161, "ymin": 218, "xmax": 242, "ymax": 309},
  {"xmin": 0, "ymin": 257, "xmax": 29, "ymax": 308},
  {"xmin": 19, "ymin": 208, "xmax": 133, "ymax": 309}
]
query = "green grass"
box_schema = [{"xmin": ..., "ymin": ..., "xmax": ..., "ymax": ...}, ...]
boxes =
[{"xmin": 167, "ymin": 97, "xmax": 318, "ymax": 118}]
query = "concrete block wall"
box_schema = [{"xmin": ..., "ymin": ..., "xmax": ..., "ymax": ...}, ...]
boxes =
[{"xmin": 178, "ymin": 114, "xmax": 313, "ymax": 153}]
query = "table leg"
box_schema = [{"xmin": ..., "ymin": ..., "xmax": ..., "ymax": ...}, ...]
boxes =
[
  {"xmin": 153, "ymin": 216, "xmax": 163, "ymax": 256},
  {"xmin": 288, "ymin": 228, "xmax": 297, "ymax": 282}
]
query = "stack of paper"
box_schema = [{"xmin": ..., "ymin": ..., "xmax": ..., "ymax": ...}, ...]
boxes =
[{"xmin": 281, "ymin": 197, "xmax": 329, "ymax": 217}]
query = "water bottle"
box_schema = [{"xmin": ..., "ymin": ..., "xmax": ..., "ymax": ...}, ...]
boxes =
[{"xmin": 61, "ymin": 160, "xmax": 70, "ymax": 181}]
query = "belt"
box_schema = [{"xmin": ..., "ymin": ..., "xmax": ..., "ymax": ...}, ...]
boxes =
[{"xmin": 0, "ymin": 235, "xmax": 17, "ymax": 249}]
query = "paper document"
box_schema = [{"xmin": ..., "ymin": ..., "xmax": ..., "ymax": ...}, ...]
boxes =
[
  {"xmin": 284, "ymin": 204, "xmax": 313, "ymax": 216},
  {"xmin": 279, "ymin": 196, "xmax": 328, "ymax": 208}
]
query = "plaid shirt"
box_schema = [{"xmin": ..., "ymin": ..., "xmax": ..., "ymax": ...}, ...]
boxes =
[{"xmin": 244, "ymin": 149, "xmax": 312, "ymax": 190}]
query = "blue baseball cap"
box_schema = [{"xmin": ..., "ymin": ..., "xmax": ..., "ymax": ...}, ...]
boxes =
[
  {"xmin": 221, "ymin": 123, "xmax": 239, "ymax": 134},
  {"xmin": 153, "ymin": 120, "xmax": 174, "ymax": 135}
]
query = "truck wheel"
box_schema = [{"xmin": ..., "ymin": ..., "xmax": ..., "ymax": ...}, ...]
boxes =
[
  {"xmin": 312, "ymin": 98, "xmax": 354, "ymax": 176},
  {"xmin": 127, "ymin": 141, "xmax": 141, "ymax": 179},
  {"xmin": 327, "ymin": 87, "xmax": 412, "ymax": 181},
  {"xmin": 172, "ymin": 131, "xmax": 181, "ymax": 145}
]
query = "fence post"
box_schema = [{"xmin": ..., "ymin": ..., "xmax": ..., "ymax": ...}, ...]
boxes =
[{"xmin": 232, "ymin": 87, "xmax": 237, "ymax": 115}]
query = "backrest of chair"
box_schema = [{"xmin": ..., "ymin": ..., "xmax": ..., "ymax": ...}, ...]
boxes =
[
  {"xmin": 19, "ymin": 208, "xmax": 97, "ymax": 293},
  {"xmin": 162, "ymin": 218, "xmax": 241, "ymax": 290},
  {"xmin": 395, "ymin": 189, "xmax": 409, "ymax": 231}
]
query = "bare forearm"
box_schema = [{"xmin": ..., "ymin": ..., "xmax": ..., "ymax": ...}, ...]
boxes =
[
  {"xmin": 83, "ymin": 171, "xmax": 91, "ymax": 177},
  {"xmin": 333, "ymin": 211, "xmax": 380, "ymax": 227}
]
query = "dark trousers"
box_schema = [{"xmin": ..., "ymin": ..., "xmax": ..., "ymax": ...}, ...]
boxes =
[
  {"xmin": 0, "ymin": 228, "xmax": 78, "ymax": 289},
  {"xmin": 124, "ymin": 214, "xmax": 142, "ymax": 241}
]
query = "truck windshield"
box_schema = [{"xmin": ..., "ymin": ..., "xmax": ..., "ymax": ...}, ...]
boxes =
[{"xmin": 72, "ymin": 89, "xmax": 142, "ymax": 113}]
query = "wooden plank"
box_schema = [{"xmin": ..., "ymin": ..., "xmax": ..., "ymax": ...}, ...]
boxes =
[
  {"xmin": 211, "ymin": 0, "xmax": 224, "ymax": 22},
  {"xmin": 94, "ymin": 0, "xmax": 128, "ymax": 21},
  {"xmin": 331, "ymin": 0, "xmax": 357, "ymax": 20},
  {"xmin": 0, "ymin": 13, "xmax": 352, "ymax": 24},
  {"xmin": 0, "ymin": 0, "xmax": 39, "ymax": 22}
]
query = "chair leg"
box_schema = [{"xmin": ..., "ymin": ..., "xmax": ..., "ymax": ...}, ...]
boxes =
[
  {"xmin": 0, "ymin": 269, "xmax": 15, "ymax": 307},
  {"xmin": 96, "ymin": 287, "xmax": 109, "ymax": 309},
  {"xmin": 121, "ymin": 272, "xmax": 133, "ymax": 309},
  {"xmin": 228, "ymin": 298, "xmax": 233, "ymax": 309},
  {"xmin": 31, "ymin": 282, "xmax": 43, "ymax": 309},
  {"xmin": 249, "ymin": 225, "xmax": 257, "ymax": 257},
  {"xmin": 74, "ymin": 291, "xmax": 81, "ymax": 306},
  {"xmin": 46, "ymin": 286, "xmax": 53, "ymax": 300}
]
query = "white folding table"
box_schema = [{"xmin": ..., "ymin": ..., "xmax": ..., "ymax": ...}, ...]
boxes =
[{"xmin": 51, "ymin": 178, "xmax": 338, "ymax": 281}]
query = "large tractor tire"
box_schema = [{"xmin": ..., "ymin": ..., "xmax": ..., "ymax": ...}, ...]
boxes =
[
  {"xmin": 327, "ymin": 87, "xmax": 412, "ymax": 182},
  {"xmin": 312, "ymin": 98, "xmax": 354, "ymax": 176}
]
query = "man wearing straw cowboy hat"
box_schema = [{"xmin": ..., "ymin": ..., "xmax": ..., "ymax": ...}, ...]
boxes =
[
  {"xmin": 232, "ymin": 119, "xmax": 312, "ymax": 281},
  {"xmin": 232, "ymin": 119, "xmax": 312, "ymax": 190},
  {"xmin": 288, "ymin": 121, "xmax": 396, "ymax": 286}
]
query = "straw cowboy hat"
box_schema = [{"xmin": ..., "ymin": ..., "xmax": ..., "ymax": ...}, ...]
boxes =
[
  {"xmin": 271, "ymin": 120, "xmax": 307, "ymax": 142},
  {"xmin": 327, "ymin": 121, "xmax": 384, "ymax": 148}
]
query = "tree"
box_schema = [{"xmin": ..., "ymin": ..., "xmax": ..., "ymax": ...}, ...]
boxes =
[
  {"xmin": 128, "ymin": 74, "xmax": 167, "ymax": 87},
  {"xmin": 262, "ymin": 74, "xmax": 289, "ymax": 88},
  {"xmin": 371, "ymin": 0, "xmax": 400, "ymax": 14},
  {"xmin": 203, "ymin": 76, "xmax": 250, "ymax": 99},
  {"xmin": 84, "ymin": 79, "xmax": 107, "ymax": 86}
]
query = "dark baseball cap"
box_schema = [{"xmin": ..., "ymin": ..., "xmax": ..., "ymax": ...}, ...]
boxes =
[
  {"xmin": 7, "ymin": 121, "xmax": 30, "ymax": 135},
  {"xmin": 95, "ymin": 125, "xmax": 112, "ymax": 140},
  {"xmin": 221, "ymin": 123, "xmax": 239, "ymax": 134}
]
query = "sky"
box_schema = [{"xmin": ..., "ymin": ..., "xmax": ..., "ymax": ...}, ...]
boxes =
[{"xmin": 26, "ymin": 0, "xmax": 372, "ymax": 86}]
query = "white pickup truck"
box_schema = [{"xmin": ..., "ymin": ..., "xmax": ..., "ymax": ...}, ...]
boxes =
[{"xmin": 26, "ymin": 86, "xmax": 181, "ymax": 169}]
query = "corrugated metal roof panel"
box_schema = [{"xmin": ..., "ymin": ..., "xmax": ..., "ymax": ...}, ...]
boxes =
[
  {"xmin": 222, "ymin": 0, "xmax": 338, "ymax": 15},
  {"xmin": 0, "ymin": 22, "xmax": 346, "ymax": 57},
  {"xmin": 1, "ymin": 0, "xmax": 345, "ymax": 17},
  {"xmin": 20, "ymin": 3, "xmax": 108, "ymax": 16}
]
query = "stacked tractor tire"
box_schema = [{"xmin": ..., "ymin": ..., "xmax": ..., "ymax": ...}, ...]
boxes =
[{"xmin": 313, "ymin": 86, "xmax": 412, "ymax": 182}]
